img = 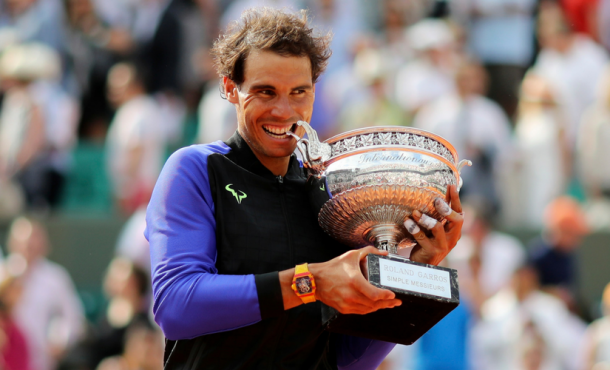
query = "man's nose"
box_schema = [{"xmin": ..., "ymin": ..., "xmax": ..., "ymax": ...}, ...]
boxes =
[{"xmin": 270, "ymin": 95, "xmax": 295, "ymax": 119}]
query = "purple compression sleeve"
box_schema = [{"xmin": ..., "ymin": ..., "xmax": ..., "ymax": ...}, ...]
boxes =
[
  {"xmin": 146, "ymin": 143, "xmax": 263, "ymax": 340},
  {"xmin": 337, "ymin": 335, "xmax": 396, "ymax": 370}
]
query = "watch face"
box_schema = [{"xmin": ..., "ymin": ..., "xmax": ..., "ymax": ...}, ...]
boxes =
[{"xmin": 296, "ymin": 276, "xmax": 313, "ymax": 294}]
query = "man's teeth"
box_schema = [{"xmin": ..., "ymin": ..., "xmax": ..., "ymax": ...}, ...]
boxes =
[
  {"xmin": 263, "ymin": 125, "xmax": 291, "ymax": 137},
  {"xmin": 265, "ymin": 126, "xmax": 289, "ymax": 134}
]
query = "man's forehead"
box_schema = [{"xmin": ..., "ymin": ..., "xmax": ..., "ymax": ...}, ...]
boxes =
[{"xmin": 242, "ymin": 49, "xmax": 313, "ymax": 86}]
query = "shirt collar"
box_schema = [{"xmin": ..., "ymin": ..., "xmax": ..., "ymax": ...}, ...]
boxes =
[{"xmin": 225, "ymin": 131, "xmax": 303, "ymax": 180}]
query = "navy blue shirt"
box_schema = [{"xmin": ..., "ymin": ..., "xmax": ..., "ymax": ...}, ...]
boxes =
[{"xmin": 528, "ymin": 237, "xmax": 576, "ymax": 287}]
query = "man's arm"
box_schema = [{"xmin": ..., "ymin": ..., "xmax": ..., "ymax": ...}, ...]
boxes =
[
  {"xmin": 146, "ymin": 144, "xmax": 270, "ymax": 340},
  {"xmin": 335, "ymin": 336, "xmax": 395, "ymax": 370}
]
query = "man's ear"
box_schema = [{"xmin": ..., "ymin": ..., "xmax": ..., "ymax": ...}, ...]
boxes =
[{"xmin": 224, "ymin": 77, "xmax": 239, "ymax": 104}]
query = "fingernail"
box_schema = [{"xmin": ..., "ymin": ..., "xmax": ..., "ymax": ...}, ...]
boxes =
[
  {"xmin": 413, "ymin": 210, "xmax": 422, "ymax": 218},
  {"xmin": 404, "ymin": 219, "xmax": 421, "ymax": 234},
  {"xmin": 434, "ymin": 198, "xmax": 452, "ymax": 216},
  {"xmin": 418, "ymin": 214, "xmax": 438, "ymax": 229}
]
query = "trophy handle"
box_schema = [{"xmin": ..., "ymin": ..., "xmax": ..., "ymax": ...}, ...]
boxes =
[
  {"xmin": 456, "ymin": 159, "xmax": 472, "ymax": 191},
  {"xmin": 289, "ymin": 121, "xmax": 332, "ymax": 178}
]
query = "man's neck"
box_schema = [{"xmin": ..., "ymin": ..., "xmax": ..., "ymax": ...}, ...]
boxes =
[{"xmin": 253, "ymin": 152, "xmax": 291, "ymax": 177}]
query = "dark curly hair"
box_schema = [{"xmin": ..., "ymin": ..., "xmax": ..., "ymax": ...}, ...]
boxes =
[{"xmin": 211, "ymin": 8, "xmax": 332, "ymax": 90}]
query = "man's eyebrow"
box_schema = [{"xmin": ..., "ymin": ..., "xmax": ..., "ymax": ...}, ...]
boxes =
[
  {"xmin": 293, "ymin": 84, "xmax": 313, "ymax": 90},
  {"xmin": 249, "ymin": 84, "xmax": 313, "ymax": 91},
  {"xmin": 250, "ymin": 84, "xmax": 276, "ymax": 90}
]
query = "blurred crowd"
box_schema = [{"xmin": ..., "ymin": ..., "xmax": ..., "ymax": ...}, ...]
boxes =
[{"xmin": 0, "ymin": 0, "xmax": 609, "ymax": 369}]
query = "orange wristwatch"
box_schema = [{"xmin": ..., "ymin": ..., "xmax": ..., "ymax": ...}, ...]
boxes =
[{"xmin": 291, "ymin": 263, "xmax": 316, "ymax": 304}]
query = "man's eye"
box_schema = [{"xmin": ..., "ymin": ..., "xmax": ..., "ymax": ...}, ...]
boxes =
[
  {"xmin": 293, "ymin": 90, "xmax": 306, "ymax": 95},
  {"xmin": 261, "ymin": 90, "xmax": 274, "ymax": 95}
]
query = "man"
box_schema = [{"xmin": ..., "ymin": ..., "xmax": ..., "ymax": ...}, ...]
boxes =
[
  {"xmin": 528, "ymin": 196, "xmax": 590, "ymax": 310},
  {"xmin": 146, "ymin": 8, "xmax": 464, "ymax": 369},
  {"xmin": 6, "ymin": 217, "xmax": 85, "ymax": 370},
  {"xmin": 413, "ymin": 59, "xmax": 512, "ymax": 214},
  {"xmin": 106, "ymin": 62, "xmax": 164, "ymax": 214}
]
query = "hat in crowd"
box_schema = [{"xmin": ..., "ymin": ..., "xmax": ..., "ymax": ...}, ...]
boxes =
[
  {"xmin": 353, "ymin": 48, "xmax": 386, "ymax": 85},
  {"xmin": 543, "ymin": 196, "xmax": 590, "ymax": 235},
  {"xmin": 406, "ymin": 19, "xmax": 454, "ymax": 51},
  {"xmin": 0, "ymin": 42, "xmax": 60, "ymax": 82},
  {"xmin": 0, "ymin": 28, "xmax": 19, "ymax": 52}
]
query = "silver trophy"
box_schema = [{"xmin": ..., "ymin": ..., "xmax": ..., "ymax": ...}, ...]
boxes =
[{"xmin": 289, "ymin": 121, "xmax": 472, "ymax": 345}]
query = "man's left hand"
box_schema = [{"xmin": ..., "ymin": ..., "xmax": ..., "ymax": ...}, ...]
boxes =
[{"xmin": 406, "ymin": 184, "xmax": 464, "ymax": 266}]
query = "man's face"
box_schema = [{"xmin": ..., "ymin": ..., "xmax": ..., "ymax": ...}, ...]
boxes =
[{"xmin": 225, "ymin": 50, "xmax": 313, "ymax": 163}]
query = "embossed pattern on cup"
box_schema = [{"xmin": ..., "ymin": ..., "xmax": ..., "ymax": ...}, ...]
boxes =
[{"xmin": 293, "ymin": 122, "xmax": 471, "ymax": 253}]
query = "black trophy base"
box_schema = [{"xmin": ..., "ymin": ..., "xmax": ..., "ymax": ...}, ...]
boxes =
[{"xmin": 321, "ymin": 254, "xmax": 459, "ymax": 345}]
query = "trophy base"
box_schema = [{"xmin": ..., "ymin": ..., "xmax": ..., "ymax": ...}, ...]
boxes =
[{"xmin": 321, "ymin": 254, "xmax": 459, "ymax": 345}]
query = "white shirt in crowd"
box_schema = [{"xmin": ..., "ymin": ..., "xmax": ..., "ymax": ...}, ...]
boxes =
[
  {"xmin": 513, "ymin": 109, "xmax": 566, "ymax": 227},
  {"xmin": 413, "ymin": 93, "xmax": 513, "ymax": 165},
  {"xmin": 577, "ymin": 104, "xmax": 610, "ymax": 193},
  {"xmin": 471, "ymin": 289, "xmax": 586, "ymax": 370},
  {"xmin": 13, "ymin": 258, "xmax": 85, "ymax": 370},
  {"xmin": 449, "ymin": 231, "xmax": 526, "ymax": 297},
  {"xmin": 459, "ymin": 0, "xmax": 538, "ymax": 67},
  {"xmin": 395, "ymin": 59, "xmax": 455, "ymax": 114},
  {"xmin": 534, "ymin": 35, "xmax": 609, "ymax": 147},
  {"xmin": 106, "ymin": 94, "xmax": 163, "ymax": 202}
]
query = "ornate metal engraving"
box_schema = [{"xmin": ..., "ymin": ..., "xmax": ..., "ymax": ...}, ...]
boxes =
[
  {"xmin": 328, "ymin": 131, "xmax": 456, "ymax": 163},
  {"xmin": 292, "ymin": 122, "xmax": 471, "ymax": 253}
]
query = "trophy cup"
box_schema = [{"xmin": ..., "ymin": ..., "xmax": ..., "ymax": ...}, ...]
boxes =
[{"xmin": 289, "ymin": 121, "xmax": 471, "ymax": 345}]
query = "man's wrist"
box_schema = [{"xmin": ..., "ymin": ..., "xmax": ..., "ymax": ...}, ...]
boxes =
[
  {"xmin": 291, "ymin": 263, "xmax": 316, "ymax": 303},
  {"xmin": 279, "ymin": 268, "xmax": 302, "ymax": 310}
]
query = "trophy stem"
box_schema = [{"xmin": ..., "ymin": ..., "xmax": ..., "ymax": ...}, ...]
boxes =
[{"xmin": 366, "ymin": 224, "xmax": 400, "ymax": 255}]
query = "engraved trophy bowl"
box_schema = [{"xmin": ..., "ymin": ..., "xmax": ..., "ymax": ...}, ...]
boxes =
[
  {"xmin": 290, "ymin": 121, "xmax": 471, "ymax": 255},
  {"xmin": 289, "ymin": 121, "xmax": 472, "ymax": 345}
]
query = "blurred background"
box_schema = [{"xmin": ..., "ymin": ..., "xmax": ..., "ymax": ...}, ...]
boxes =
[{"xmin": 0, "ymin": 0, "xmax": 610, "ymax": 369}]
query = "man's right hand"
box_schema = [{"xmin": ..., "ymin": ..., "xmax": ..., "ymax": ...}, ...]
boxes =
[{"xmin": 309, "ymin": 247, "xmax": 402, "ymax": 315}]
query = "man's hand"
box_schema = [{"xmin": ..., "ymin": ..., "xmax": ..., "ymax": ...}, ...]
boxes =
[
  {"xmin": 406, "ymin": 184, "xmax": 464, "ymax": 266},
  {"xmin": 309, "ymin": 247, "xmax": 402, "ymax": 315}
]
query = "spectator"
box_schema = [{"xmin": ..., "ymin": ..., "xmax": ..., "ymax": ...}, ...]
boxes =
[
  {"xmin": 62, "ymin": 0, "xmax": 134, "ymax": 140},
  {"xmin": 196, "ymin": 84, "xmax": 237, "ymax": 144},
  {"xmin": 114, "ymin": 207, "xmax": 151, "ymax": 273},
  {"xmin": 509, "ymin": 72, "xmax": 569, "ymax": 228},
  {"xmin": 95, "ymin": 322, "xmax": 164, "ymax": 370},
  {"xmin": 452, "ymin": 0, "xmax": 538, "ymax": 120},
  {"xmin": 58, "ymin": 257, "xmax": 153, "ymax": 370},
  {"xmin": 577, "ymin": 66, "xmax": 610, "ymax": 202},
  {"xmin": 6, "ymin": 216, "xmax": 85, "ymax": 370},
  {"xmin": 414, "ymin": 58, "xmax": 513, "ymax": 212},
  {"xmin": 534, "ymin": 1, "xmax": 608, "ymax": 148},
  {"xmin": 580, "ymin": 282, "xmax": 610, "ymax": 370},
  {"xmin": 470, "ymin": 263, "xmax": 586, "ymax": 370},
  {"xmin": 0, "ymin": 42, "xmax": 68, "ymax": 210},
  {"xmin": 0, "ymin": 0, "xmax": 65, "ymax": 51},
  {"xmin": 307, "ymin": 0, "xmax": 366, "ymax": 75},
  {"xmin": 105, "ymin": 62, "xmax": 164, "ymax": 214},
  {"xmin": 413, "ymin": 199, "xmax": 525, "ymax": 370},
  {"xmin": 86, "ymin": 257, "xmax": 153, "ymax": 369},
  {"xmin": 220, "ymin": 0, "xmax": 301, "ymax": 30},
  {"xmin": 528, "ymin": 196, "xmax": 590, "ymax": 311},
  {"xmin": 132, "ymin": 0, "xmax": 187, "ymax": 147},
  {"xmin": 448, "ymin": 199, "xmax": 526, "ymax": 315},
  {"xmin": 338, "ymin": 47, "xmax": 409, "ymax": 132},
  {"xmin": 560, "ymin": 0, "xmax": 601, "ymax": 40},
  {"xmin": 395, "ymin": 19, "xmax": 457, "ymax": 116},
  {"xmin": 0, "ymin": 275, "xmax": 30, "ymax": 370}
]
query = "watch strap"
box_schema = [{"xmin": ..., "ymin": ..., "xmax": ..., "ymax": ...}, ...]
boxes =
[{"xmin": 292, "ymin": 263, "xmax": 316, "ymax": 303}]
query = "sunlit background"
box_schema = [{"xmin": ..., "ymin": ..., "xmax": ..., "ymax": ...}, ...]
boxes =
[{"xmin": 0, "ymin": 0, "xmax": 610, "ymax": 369}]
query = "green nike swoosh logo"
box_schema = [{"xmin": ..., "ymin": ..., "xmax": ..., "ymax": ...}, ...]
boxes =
[
  {"xmin": 226, "ymin": 184, "xmax": 247, "ymax": 204},
  {"xmin": 320, "ymin": 184, "xmax": 325, "ymax": 191}
]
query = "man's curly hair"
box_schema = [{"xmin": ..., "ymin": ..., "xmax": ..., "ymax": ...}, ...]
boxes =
[{"xmin": 211, "ymin": 8, "xmax": 332, "ymax": 90}]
